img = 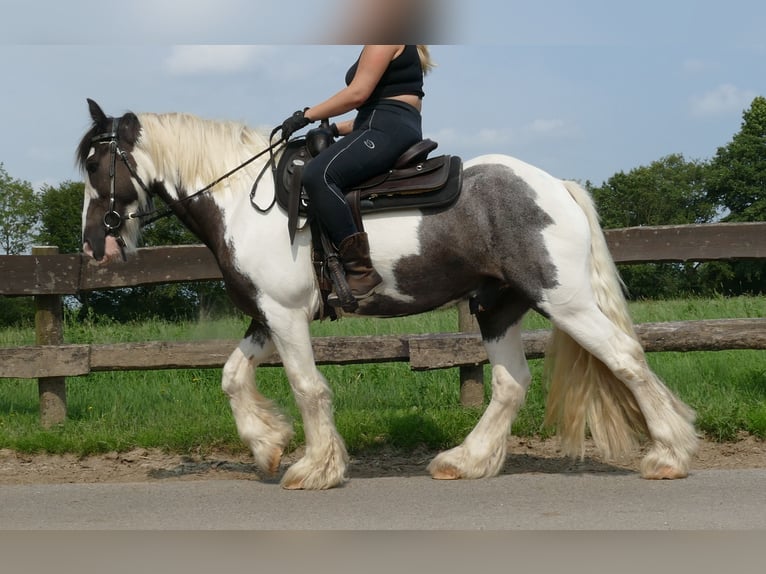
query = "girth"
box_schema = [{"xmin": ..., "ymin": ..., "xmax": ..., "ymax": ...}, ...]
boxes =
[{"xmin": 274, "ymin": 137, "xmax": 463, "ymax": 241}]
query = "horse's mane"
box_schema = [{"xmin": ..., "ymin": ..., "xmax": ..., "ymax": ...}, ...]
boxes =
[
  {"xmin": 135, "ymin": 113, "xmax": 271, "ymax": 193},
  {"xmin": 75, "ymin": 111, "xmax": 271, "ymax": 193}
]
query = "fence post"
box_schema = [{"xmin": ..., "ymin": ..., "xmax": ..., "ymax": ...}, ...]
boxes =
[
  {"xmin": 33, "ymin": 246, "xmax": 67, "ymax": 427},
  {"xmin": 457, "ymin": 300, "xmax": 484, "ymax": 407}
]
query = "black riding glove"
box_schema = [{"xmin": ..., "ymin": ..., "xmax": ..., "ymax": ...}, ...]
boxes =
[{"xmin": 280, "ymin": 109, "xmax": 312, "ymax": 140}]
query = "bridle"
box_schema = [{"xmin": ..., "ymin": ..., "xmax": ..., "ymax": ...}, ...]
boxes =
[
  {"xmin": 90, "ymin": 119, "xmax": 152, "ymax": 242},
  {"xmin": 89, "ymin": 116, "xmax": 287, "ymax": 243}
]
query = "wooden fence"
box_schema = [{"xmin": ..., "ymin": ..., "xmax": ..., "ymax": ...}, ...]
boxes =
[{"xmin": 1, "ymin": 222, "xmax": 765, "ymax": 425}]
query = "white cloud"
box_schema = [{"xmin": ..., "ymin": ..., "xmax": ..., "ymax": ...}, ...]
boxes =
[
  {"xmin": 164, "ymin": 45, "xmax": 275, "ymax": 76},
  {"xmin": 690, "ymin": 84, "xmax": 757, "ymax": 117},
  {"xmin": 525, "ymin": 118, "xmax": 567, "ymax": 135}
]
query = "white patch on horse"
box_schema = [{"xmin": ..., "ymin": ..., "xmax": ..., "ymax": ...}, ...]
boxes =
[{"xmin": 363, "ymin": 212, "xmax": 422, "ymax": 303}]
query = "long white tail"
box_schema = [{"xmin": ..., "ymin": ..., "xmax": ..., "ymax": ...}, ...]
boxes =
[{"xmin": 543, "ymin": 180, "xmax": 649, "ymax": 459}]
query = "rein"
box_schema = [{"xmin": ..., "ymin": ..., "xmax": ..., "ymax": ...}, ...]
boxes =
[{"xmin": 92, "ymin": 119, "xmax": 286, "ymax": 236}]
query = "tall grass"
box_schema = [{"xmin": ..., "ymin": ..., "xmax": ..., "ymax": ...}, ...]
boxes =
[{"xmin": 0, "ymin": 296, "xmax": 764, "ymax": 455}]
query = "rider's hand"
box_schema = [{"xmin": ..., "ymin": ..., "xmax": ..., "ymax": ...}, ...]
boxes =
[{"xmin": 280, "ymin": 109, "xmax": 312, "ymax": 140}]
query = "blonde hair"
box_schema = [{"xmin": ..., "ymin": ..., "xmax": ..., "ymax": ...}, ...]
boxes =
[{"xmin": 417, "ymin": 45, "xmax": 435, "ymax": 75}]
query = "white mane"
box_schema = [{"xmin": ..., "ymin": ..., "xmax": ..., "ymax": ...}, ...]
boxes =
[{"xmin": 134, "ymin": 112, "xmax": 271, "ymax": 195}]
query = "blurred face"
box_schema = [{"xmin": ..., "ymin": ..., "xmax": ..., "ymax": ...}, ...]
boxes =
[{"xmin": 330, "ymin": 0, "xmax": 435, "ymax": 43}]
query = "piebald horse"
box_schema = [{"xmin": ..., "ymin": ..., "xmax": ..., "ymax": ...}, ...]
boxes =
[{"xmin": 78, "ymin": 99, "xmax": 698, "ymax": 489}]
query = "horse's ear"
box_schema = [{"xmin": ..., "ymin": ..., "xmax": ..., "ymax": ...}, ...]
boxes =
[
  {"xmin": 87, "ymin": 98, "xmax": 108, "ymax": 125},
  {"xmin": 119, "ymin": 112, "xmax": 141, "ymax": 146}
]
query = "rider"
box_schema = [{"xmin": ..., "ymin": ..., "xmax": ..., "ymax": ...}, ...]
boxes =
[{"xmin": 279, "ymin": 45, "xmax": 434, "ymax": 303}]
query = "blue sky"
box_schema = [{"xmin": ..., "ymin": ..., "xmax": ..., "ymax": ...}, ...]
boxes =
[{"xmin": 1, "ymin": 0, "xmax": 764, "ymax": 191}]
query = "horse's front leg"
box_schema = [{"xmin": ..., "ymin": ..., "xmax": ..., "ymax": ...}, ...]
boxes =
[
  {"xmin": 222, "ymin": 321, "xmax": 294, "ymax": 476},
  {"xmin": 270, "ymin": 313, "xmax": 349, "ymax": 490}
]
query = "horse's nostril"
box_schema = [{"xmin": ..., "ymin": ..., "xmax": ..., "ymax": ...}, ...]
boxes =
[{"xmin": 82, "ymin": 240, "xmax": 99, "ymax": 260}]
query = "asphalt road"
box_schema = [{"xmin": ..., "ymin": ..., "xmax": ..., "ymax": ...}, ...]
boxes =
[{"xmin": 1, "ymin": 468, "xmax": 764, "ymax": 530}]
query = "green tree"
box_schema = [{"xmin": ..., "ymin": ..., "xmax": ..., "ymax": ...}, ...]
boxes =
[
  {"xmin": 702, "ymin": 96, "xmax": 766, "ymax": 295},
  {"xmin": 0, "ymin": 163, "xmax": 40, "ymax": 255},
  {"xmin": 0, "ymin": 164, "xmax": 40, "ymax": 326},
  {"xmin": 36, "ymin": 180, "xmax": 85, "ymax": 253},
  {"xmin": 590, "ymin": 154, "xmax": 714, "ymax": 228},
  {"xmin": 707, "ymin": 96, "xmax": 766, "ymax": 222},
  {"xmin": 589, "ymin": 154, "xmax": 716, "ymax": 299}
]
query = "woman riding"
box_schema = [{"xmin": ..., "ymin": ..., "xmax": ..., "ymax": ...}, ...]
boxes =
[{"xmin": 279, "ymin": 44, "xmax": 434, "ymax": 304}]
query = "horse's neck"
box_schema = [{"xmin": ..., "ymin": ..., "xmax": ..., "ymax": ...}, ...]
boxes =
[
  {"xmin": 138, "ymin": 120, "xmax": 285, "ymax": 252},
  {"xmin": 152, "ymin": 161, "xmax": 284, "ymax": 256}
]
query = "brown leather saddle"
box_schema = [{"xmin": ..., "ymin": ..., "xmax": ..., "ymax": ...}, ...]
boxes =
[{"xmin": 274, "ymin": 136, "xmax": 463, "ymax": 243}]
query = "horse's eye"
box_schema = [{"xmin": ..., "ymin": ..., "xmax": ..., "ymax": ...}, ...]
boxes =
[{"xmin": 86, "ymin": 161, "xmax": 98, "ymax": 174}]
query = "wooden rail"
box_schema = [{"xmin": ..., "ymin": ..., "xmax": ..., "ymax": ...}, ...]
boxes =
[
  {"xmin": 0, "ymin": 319, "xmax": 764, "ymax": 380},
  {"xmin": 1, "ymin": 223, "xmax": 764, "ymax": 296},
  {"xmin": 1, "ymin": 222, "xmax": 765, "ymax": 423}
]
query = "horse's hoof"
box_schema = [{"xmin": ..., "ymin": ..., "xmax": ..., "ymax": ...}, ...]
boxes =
[
  {"xmin": 641, "ymin": 465, "xmax": 688, "ymax": 480},
  {"xmin": 281, "ymin": 477, "xmax": 305, "ymax": 490},
  {"xmin": 266, "ymin": 449, "xmax": 283, "ymax": 476},
  {"xmin": 430, "ymin": 464, "xmax": 462, "ymax": 480},
  {"xmin": 253, "ymin": 445, "xmax": 285, "ymax": 477}
]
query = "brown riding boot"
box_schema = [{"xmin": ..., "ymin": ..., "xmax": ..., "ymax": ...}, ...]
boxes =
[{"xmin": 336, "ymin": 232, "xmax": 382, "ymax": 299}]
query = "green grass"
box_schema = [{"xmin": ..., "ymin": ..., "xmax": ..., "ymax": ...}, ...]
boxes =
[{"xmin": 0, "ymin": 296, "xmax": 764, "ymax": 455}]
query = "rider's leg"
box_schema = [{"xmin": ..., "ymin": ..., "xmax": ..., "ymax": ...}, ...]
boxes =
[{"xmin": 302, "ymin": 102, "xmax": 421, "ymax": 300}]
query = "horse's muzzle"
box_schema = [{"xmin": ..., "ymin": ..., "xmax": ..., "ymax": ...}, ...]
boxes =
[{"xmin": 82, "ymin": 235, "xmax": 125, "ymax": 264}]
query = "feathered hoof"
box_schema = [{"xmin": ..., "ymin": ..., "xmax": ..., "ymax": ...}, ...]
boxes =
[
  {"xmin": 640, "ymin": 463, "xmax": 689, "ymax": 480},
  {"xmin": 427, "ymin": 445, "xmax": 505, "ymax": 480},
  {"xmin": 429, "ymin": 463, "xmax": 462, "ymax": 480},
  {"xmin": 280, "ymin": 450, "xmax": 349, "ymax": 490},
  {"xmin": 640, "ymin": 443, "xmax": 692, "ymax": 480},
  {"xmin": 253, "ymin": 446, "xmax": 284, "ymax": 477},
  {"xmin": 250, "ymin": 436, "xmax": 292, "ymax": 477}
]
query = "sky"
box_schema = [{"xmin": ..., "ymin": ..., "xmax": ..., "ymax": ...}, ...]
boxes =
[{"xmin": 1, "ymin": 0, "xmax": 765, "ymax": 192}]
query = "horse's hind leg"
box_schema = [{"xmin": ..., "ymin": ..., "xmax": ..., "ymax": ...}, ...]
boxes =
[
  {"xmin": 221, "ymin": 321, "xmax": 294, "ymax": 476},
  {"xmin": 428, "ymin": 301, "xmax": 531, "ymax": 479},
  {"xmin": 544, "ymin": 301, "xmax": 698, "ymax": 479}
]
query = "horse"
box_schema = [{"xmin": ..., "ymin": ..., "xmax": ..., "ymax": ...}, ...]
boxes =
[{"xmin": 77, "ymin": 98, "xmax": 699, "ymax": 490}]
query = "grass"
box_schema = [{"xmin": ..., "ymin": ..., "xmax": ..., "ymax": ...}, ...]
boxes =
[{"xmin": 0, "ymin": 296, "xmax": 764, "ymax": 455}]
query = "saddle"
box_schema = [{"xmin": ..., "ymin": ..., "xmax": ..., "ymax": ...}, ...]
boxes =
[
  {"xmin": 274, "ymin": 136, "xmax": 463, "ymax": 242},
  {"xmin": 271, "ymin": 132, "xmax": 462, "ymax": 318}
]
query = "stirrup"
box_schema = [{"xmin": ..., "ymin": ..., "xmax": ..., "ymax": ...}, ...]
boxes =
[
  {"xmin": 325, "ymin": 255, "xmax": 358, "ymax": 312},
  {"xmin": 327, "ymin": 282, "xmax": 379, "ymax": 309}
]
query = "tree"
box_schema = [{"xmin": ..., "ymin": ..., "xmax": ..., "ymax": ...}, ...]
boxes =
[
  {"xmin": 0, "ymin": 163, "xmax": 40, "ymax": 255},
  {"xmin": 36, "ymin": 180, "xmax": 85, "ymax": 253},
  {"xmin": 589, "ymin": 154, "xmax": 716, "ymax": 299},
  {"xmin": 0, "ymin": 164, "xmax": 40, "ymax": 326},
  {"xmin": 703, "ymin": 96, "xmax": 766, "ymax": 295},
  {"xmin": 590, "ymin": 154, "xmax": 714, "ymax": 228},
  {"xmin": 707, "ymin": 96, "xmax": 766, "ymax": 222}
]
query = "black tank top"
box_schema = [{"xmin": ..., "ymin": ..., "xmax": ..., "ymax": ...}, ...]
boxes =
[{"xmin": 345, "ymin": 45, "xmax": 425, "ymax": 107}]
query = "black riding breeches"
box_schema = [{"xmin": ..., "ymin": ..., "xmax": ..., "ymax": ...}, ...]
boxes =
[{"xmin": 302, "ymin": 99, "xmax": 422, "ymax": 245}]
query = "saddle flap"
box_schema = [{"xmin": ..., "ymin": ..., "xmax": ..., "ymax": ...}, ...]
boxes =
[{"xmin": 355, "ymin": 155, "xmax": 451, "ymax": 198}]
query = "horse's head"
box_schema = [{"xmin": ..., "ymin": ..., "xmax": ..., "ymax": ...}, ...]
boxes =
[{"xmin": 77, "ymin": 98, "xmax": 152, "ymax": 264}]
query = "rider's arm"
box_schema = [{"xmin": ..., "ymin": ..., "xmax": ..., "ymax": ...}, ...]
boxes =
[{"xmin": 303, "ymin": 45, "xmax": 402, "ymax": 122}]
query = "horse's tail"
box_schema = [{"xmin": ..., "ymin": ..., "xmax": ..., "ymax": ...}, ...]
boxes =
[{"xmin": 543, "ymin": 180, "xmax": 649, "ymax": 460}]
